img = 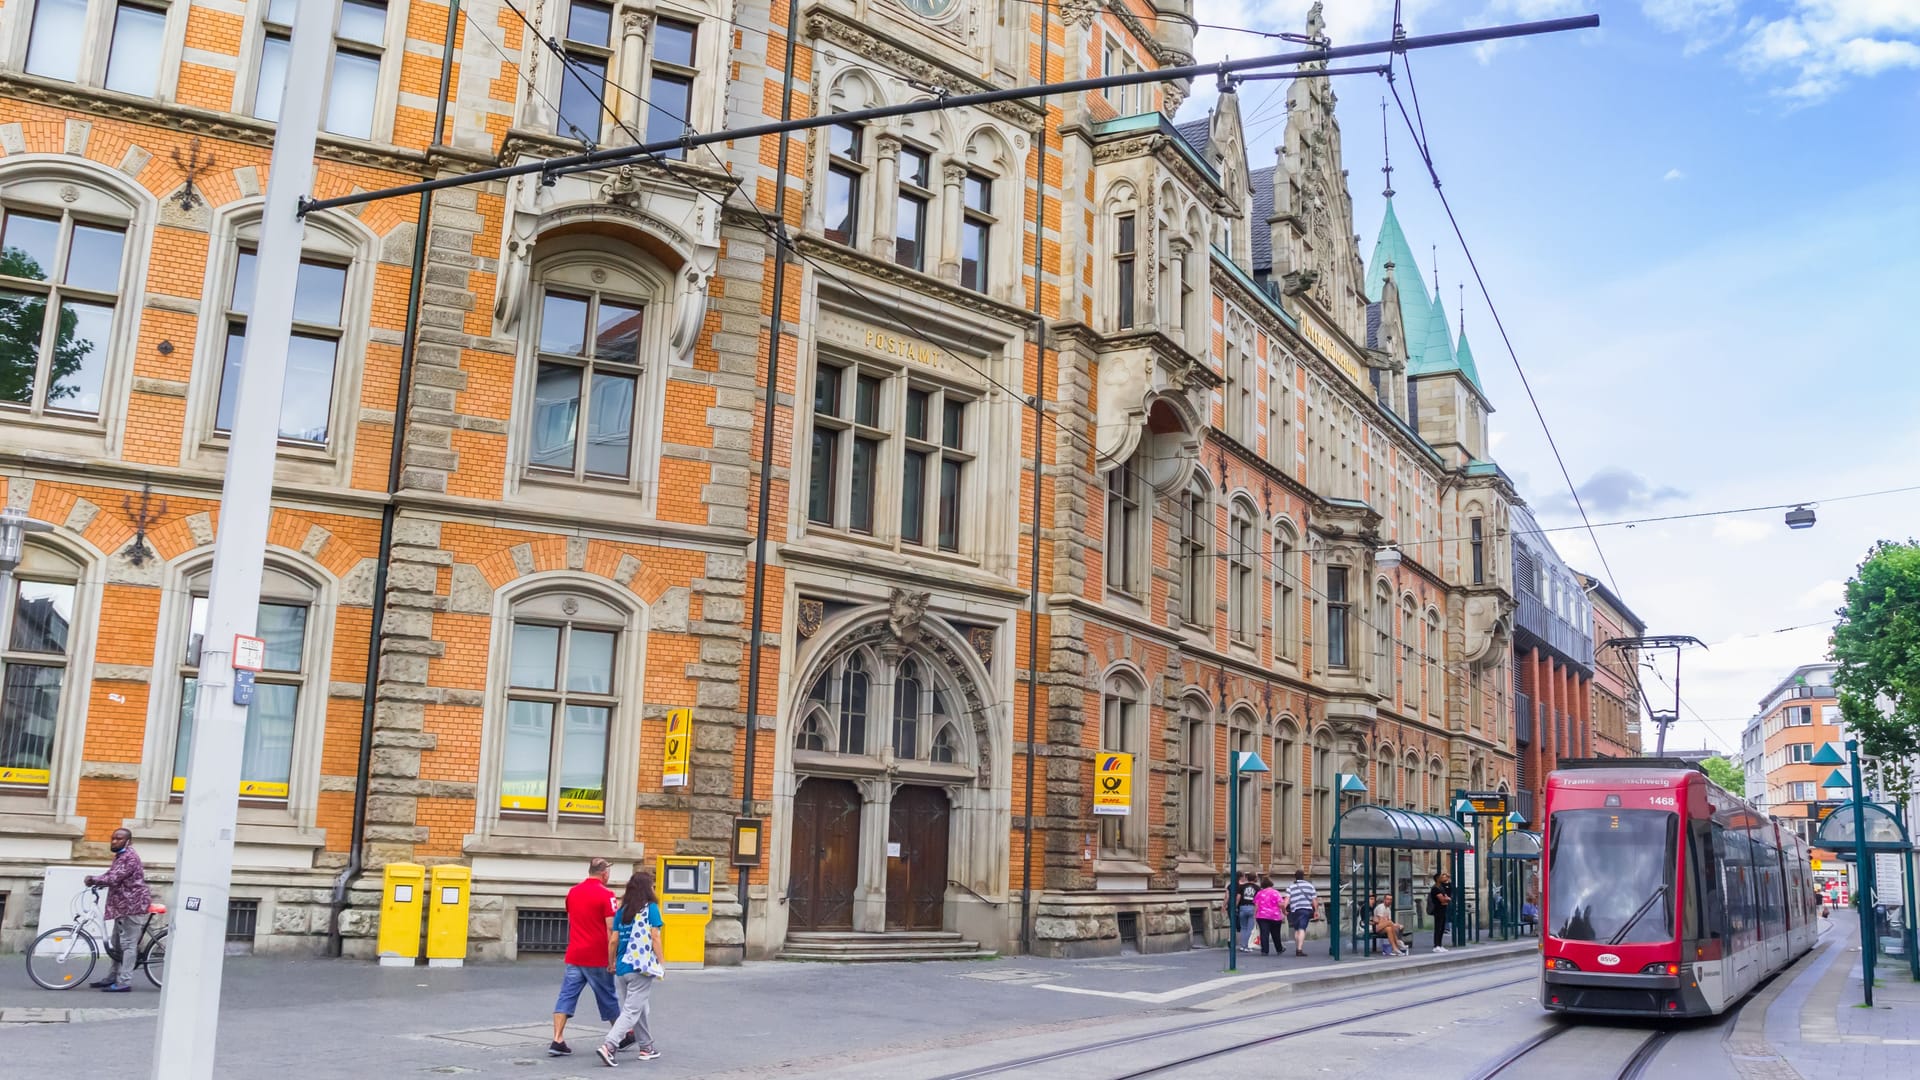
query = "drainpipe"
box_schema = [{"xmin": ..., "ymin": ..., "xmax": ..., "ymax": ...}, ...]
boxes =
[
  {"xmin": 328, "ymin": 0, "xmax": 459, "ymax": 957},
  {"xmin": 738, "ymin": 0, "xmax": 805, "ymax": 956},
  {"xmin": 1017, "ymin": 1, "xmax": 1053, "ymax": 958}
]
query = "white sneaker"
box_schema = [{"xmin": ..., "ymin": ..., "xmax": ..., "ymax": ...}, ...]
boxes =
[{"xmin": 1434, "ymin": 946, "xmax": 1449, "ymax": 953}]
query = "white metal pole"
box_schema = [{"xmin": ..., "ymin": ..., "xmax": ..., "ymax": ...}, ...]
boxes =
[{"xmin": 150, "ymin": 0, "xmax": 333, "ymax": 1074}]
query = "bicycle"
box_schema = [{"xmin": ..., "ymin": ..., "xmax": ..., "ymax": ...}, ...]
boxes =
[{"xmin": 26, "ymin": 886, "xmax": 168, "ymax": 990}]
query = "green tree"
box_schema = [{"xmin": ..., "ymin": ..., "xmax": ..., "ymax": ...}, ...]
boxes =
[
  {"xmin": 1701, "ymin": 755, "xmax": 1745, "ymax": 796},
  {"xmin": 1, "ymin": 246, "xmax": 94, "ymax": 408},
  {"xmin": 1830, "ymin": 540, "xmax": 1920, "ymax": 802}
]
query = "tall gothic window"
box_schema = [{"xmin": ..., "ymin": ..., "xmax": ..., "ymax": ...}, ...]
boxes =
[
  {"xmin": 1426, "ymin": 609, "xmax": 1443, "ymax": 717},
  {"xmin": 1178, "ymin": 475, "xmax": 1210, "ymax": 629},
  {"xmin": 1373, "ymin": 580, "xmax": 1393, "ymax": 692},
  {"xmin": 1401, "ymin": 597, "xmax": 1418, "ymax": 709},
  {"xmin": 1228, "ymin": 501, "xmax": 1257, "ymax": 643},
  {"xmin": 824, "ymin": 121, "xmax": 864, "ymax": 245},
  {"xmin": 1114, "ymin": 213, "xmax": 1137, "ymax": 330},
  {"xmin": 1232, "ymin": 709, "xmax": 1259, "ymax": 858},
  {"xmin": 1100, "ymin": 672, "xmax": 1145, "ymax": 858},
  {"xmin": 894, "ymin": 144, "xmax": 932, "ymax": 271},
  {"xmin": 1311, "ymin": 730, "xmax": 1333, "ymax": 857},
  {"xmin": 1179, "ymin": 698, "xmax": 1208, "ymax": 854},
  {"xmin": 959, "ymin": 171, "xmax": 994, "ymax": 293},
  {"xmin": 1104, "ymin": 455, "xmax": 1144, "ymax": 597},
  {"xmin": 1325, "ymin": 567, "xmax": 1350, "ymax": 669},
  {"xmin": 1273, "ymin": 522, "xmax": 1298, "ymax": 663},
  {"xmin": 1272, "ymin": 718, "xmax": 1298, "ymax": 862}
]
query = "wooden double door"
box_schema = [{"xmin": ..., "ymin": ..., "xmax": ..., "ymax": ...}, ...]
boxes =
[
  {"xmin": 787, "ymin": 780, "xmax": 950, "ymax": 932},
  {"xmin": 886, "ymin": 785, "xmax": 950, "ymax": 931}
]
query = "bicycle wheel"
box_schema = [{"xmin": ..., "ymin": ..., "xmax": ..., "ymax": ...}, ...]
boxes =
[
  {"xmin": 26, "ymin": 925, "xmax": 99, "ymax": 991},
  {"xmin": 141, "ymin": 928, "xmax": 167, "ymax": 988}
]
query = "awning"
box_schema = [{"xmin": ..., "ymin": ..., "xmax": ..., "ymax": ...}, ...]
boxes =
[
  {"xmin": 1814, "ymin": 801, "xmax": 1913, "ymax": 852},
  {"xmin": 1490, "ymin": 829, "xmax": 1543, "ymax": 861},
  {"xmin": 1330, "ymin": 804, "xmax": 1473, "ymax": 851}
]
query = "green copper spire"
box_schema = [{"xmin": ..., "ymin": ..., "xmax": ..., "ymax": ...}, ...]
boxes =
[
  {"xmin": 1455, "ymin": 330, "xmax": 1482, "ymax": 389},
  {"xmin": 1367, "ymin": 199, "xmax": 1483, "ymax": 392}
]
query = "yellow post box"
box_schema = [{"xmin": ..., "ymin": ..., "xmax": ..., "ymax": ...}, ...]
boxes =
[
  {"xmin": 655, "ymin": 855, "xmax": 714, "ymax": 966},
  {"xmin": 377, "ymin": 862, "xmax": 426, "ymax": 966},
  {"xmin": 426, "ymin": 864, "xmax": 473, "ymax": 967}
]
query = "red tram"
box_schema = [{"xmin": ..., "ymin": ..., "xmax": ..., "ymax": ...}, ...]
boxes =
[{"xmin": 1540, "ymin": 760, "xmax": 1818, "ymax": 1017}]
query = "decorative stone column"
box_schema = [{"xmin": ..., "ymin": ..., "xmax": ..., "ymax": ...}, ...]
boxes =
[
  {"xmin": 617, "ymin": 10, "xmax": 653, "ymax": 139},
  {"xmin": 869, "ymin": 134, "xmax": 901, "ymax": 260},
  {"xmin": 937, "ymin": 161, "xmax": 966, "ymax": 284},
  {"xmin": 854, "ymin": 777, "xmax": 893, "ymax": 932}
]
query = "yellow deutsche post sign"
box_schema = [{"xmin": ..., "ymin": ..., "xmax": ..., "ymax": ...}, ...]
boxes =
[
  {"xmin": 663, "ymin": 707, "xmax": 691, "ymax": 788},
  {"xmin": 1093, "ymin": 752, "xmax": 1133, "ymax": 816}
]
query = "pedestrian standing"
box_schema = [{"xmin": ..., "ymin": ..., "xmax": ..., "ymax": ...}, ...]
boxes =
[
  {"xmin": 1286, "ymin": 869, "xmax": 1319, "ymax": 957},
  {"xmin": 1253, "ymin": 877, "xmax": 1286, "ymax": 956},
  {"xmin": 551, "ymin": 858, "xmax": 623, "ymax": 1057},
  {"xmin": 1428, "ymin": 872, "xmax": 1453, "ymax": 953},
  {"xmin": 1231, "ymin": 872, "xmax": 1259, "ymax": 952},
  {"xmin": 598, "ymin": 870, "xmax": 666, "ymax": 1067},
  {"xmin": 83, "ymin": 828, "xmax": 151, "ymax": 991}
]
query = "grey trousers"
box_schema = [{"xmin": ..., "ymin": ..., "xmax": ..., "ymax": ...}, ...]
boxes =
[
  {"xmin": 603, "ymin": 972, "xmax": 655, "ymax": 1050},
  {"xmin": 110, "ymin": 913, "xmax": 148, "ymax": 985}
]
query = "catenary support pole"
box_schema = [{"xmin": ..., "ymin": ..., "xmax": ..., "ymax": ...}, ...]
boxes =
[
  {"xmin": 1848, "ymin": 739, "xmax": 1873, "ymax": 1005},
  {"xmin": 150, "ymin": 0, "xmax": 332, "ymax": 1075},
  {"xmin": 1229, "ymin": 752, "xmax": 1242, "ymax": 972}
]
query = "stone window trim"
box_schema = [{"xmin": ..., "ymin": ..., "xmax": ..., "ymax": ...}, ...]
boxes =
[
  {"xmin": 1427, "ymin": 755, "xmax": 1445, "ymax": 813},
  {"xmin": 1175, "ymin": 469, "xmax": 1211, "ymax": 632},
  {"xmin": 0, "ymin": 157, "xmax": 154, "ymax": 456},
  {"xmin": 1228, "ymin": 706, "xmax": 1260, "ymax": 859},
  {"xmin": 1226, "ymin": 495, "xmax": 1258, "ymax": 646},
  {"xmin": 1099, "ymin": 183, "xmax": 1141, "ymax": 334},
  {"xmin": 1270, "ymin": 714, "xmax": 1299, "ymax": 863},
  {"xmin": 524, "ymin": 1, "xmax": 724, "ymax": 152},
  {"xmin": 470, "ymin": 571, "xmax": 649, "ymax": 849},
  {"xmin": 1399, "ymin": 592, "xmax": 1418, "ymax": 710},
  {"xmin": 1371, "ymin": 576, "xmax": 1393, "ymax": 692},
  {"xmin": 789, "ymin": 644, "xmax": 976, "ymax": 781},
  {"xmin": 504, "ymin": 240, "xmax": 674, "ymax": 515},
  {"xmin": 5, "ymin": 0, "xmax": 189, "ymax": 102},
  {"xmin": 183, "ymin": 202, "xmax": 374, "ymax": 488},
  {"xmin": 1176, "ymin": 693, "xmax": 1209, "ymax": 857},
  {"xmin": 132, "ymin": 546, "xmax": 338, "ymax": 843},
  {"xmin": 1424, "ymin": 607, "xmax": 1443, "ymax": 718},
  {"xmin": 1270, "ymin": 515, "xmax": 1300, "ymax": 666},
  {"xmin": 231, "ymin": 0, "xmax": 415, "ymax": 148},
  {"xmin": 0, "ymin": 526, "xmax": 100, "ymax": 833},
  {"xmin": 795, "ymin": 345, "xmax": 987, "ymax": 565},
  {"xmin": 1096, "ymin": 664, "xmax": 1148, "ymax": 862},
  {"xmin": 1375, "ymin": 741, "xmax": 1395, "ymax": 807},
  {"xmin": 1309, "ymin": 726, "xmax": 1333, "ymax": 858}
]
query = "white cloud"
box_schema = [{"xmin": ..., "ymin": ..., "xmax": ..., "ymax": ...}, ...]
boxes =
[
  {"xmin": 1797, "ymin": 579, "xmax": 1847, "ymax": 611},
  {"xmin": 1663, "ymin": 167, "xmax": 1687, "ymax": 181},
  {"xmin": 1729, "ymin": 1, "xmax": 1920, "ymax": 102}
]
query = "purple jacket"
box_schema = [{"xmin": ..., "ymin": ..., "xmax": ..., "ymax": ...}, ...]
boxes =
[{"xmin": 94, "ymin": 846, "xmax": 153, "ymax": 922}]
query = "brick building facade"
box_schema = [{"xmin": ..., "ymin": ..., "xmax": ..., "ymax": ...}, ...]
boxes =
[
  {"xmin": 0, "ymin": 0, "xmax": 1534, "ymax": 960},
  {"xmin": 1582, "ymin": 575, "xmax": 1643, "ymax": 759}
]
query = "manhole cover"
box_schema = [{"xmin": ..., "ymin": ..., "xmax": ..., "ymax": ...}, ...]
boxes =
[
  {"xmin": 1342, "ymin": 1031, "xmax": 1414, "ymax": 1038},
  {"xmin": 957, "ymin": 968, "xmax": 1054, "ymax": 984}
]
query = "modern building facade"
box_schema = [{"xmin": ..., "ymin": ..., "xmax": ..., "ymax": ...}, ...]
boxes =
[
  {"xmin": 1580, "ymin": 574, "xmax": 1643, "ymax": 759},
  {"xmin": 0, "ymin": 1, "xmax": 1546, "ymax": 960},
  {"xmin": 1508, "ymin": 503, "xmax": 1594, "ymax": 824},
  {"xmin": 1741, "ymin": 713, "xmax": 1767, "ymax": 816},
  {"xmin": 1754, "ymin": 663, "xmax": 1845, "ymax": 853}
]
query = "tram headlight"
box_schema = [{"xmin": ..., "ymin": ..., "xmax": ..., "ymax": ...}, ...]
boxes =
[
  {"xmin": 1642, "ymin": 962, "xmax": 1680, "ymax": 976},
  {"xmin": 1547, "ymin": 957, "xmax": 1579, "ymax": 970}
]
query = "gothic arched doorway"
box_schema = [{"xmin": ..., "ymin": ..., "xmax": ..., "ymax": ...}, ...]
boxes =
[{"xmin": 788, "ymin": 778, "xmax": 860, "ymax": 930}]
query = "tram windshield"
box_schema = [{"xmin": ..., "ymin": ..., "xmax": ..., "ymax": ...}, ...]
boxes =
[{"xmin": 1547, "ymin": 809, "xmax": 1678, "ymax": 945}]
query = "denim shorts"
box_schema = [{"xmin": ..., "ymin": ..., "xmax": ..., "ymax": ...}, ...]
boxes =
[
  {"xmin": 1288, "ymin": 909, "xmax": 1311, "ymax": 931},
  {"xmin": 554, "ymin": 963, "xmax": 619, "ymax": 1022}
]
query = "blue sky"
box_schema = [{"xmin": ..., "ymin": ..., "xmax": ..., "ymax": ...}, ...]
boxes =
[{"xmin": 1177, "ymin": 1, "xmax": 1920, "ymax": 754}]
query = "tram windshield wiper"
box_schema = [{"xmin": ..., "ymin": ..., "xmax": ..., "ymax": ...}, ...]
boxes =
[{"xmin": 1607, "ymin": 884, "xmax": 1669, "ymax": 946}]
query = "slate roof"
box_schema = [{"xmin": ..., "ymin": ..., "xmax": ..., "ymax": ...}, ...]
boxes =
[
  {"xmin": 1249, "ymin": 164, "xmax": 1275, "ymax": 274},
  {"xmin": 1173, "ymin": 117, "xmax": 1212, "ymax": 158}
]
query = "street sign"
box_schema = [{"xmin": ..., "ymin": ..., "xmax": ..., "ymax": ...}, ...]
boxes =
[
  {"xmin": 233, "ymin": 634, "xmax": 265, "ymax": 672},
  {"xmin": 1460, "ymin": 792, "xmax": 1509, "ymax": 816},
  {"xmin": 1811, "ymin": 858, "xmax": 1822, "ymax": 871},
  {"xmin": 663, "ymin": 708, "xmax": 691, "ymax": 788},
  {"xmin": 1093, "ymin": 752, "xmax": 1133, "ymax": 815}
]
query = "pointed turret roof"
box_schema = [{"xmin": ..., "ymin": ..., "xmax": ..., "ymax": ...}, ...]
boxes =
[
  {"xmin": 1364, "ymin": 198, "xmax": 1484, "ymax": 392},
  {"xmin": 1454, "ymin": 330, "xmax": 1482, "ymax": 389}
]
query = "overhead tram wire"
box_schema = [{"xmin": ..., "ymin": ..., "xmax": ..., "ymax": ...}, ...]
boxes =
[
  {"xmin": 1382, "ymin": 34, "xmax": 1622, "ymax": 598},
  {"xmin": 301, "ymin": 14, "xmax": 1602, "ymax": 215}
]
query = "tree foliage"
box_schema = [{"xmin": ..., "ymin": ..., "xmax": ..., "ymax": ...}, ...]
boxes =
[
  {"xmin": 1, "ymin": 247, "xmax": 94, "ymax": 408},
  {"xmin": 1830, "ymin": 540, "xmax": 1920, "ymax": 803},
  {"xmin": 1701, "ymin": 755, "xmax": 1745, "ymax": 796}
]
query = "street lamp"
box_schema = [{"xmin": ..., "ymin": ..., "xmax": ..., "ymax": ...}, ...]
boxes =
[
  {"xmin": 0, "ymin": 505, "xmax": 56, "ymax": 587},
  {"xmin": 1812, "ymin": 739, "xmax": 1873, "ymax": 1006},
  {"xmin": 1228, "ymin": 749, "xmax": 1270, "ymax": 973}
]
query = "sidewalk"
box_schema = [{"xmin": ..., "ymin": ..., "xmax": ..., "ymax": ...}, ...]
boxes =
[
  {"xmin": 0, "ymin": 938, "xmax": 1532, "ymax": 1077},
  {"xmin": 1728, "ymin": 917, "xmax": 1920, "ymax": 1080}
]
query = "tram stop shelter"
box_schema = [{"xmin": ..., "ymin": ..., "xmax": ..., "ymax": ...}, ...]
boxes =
[
  {"xmin": 1329, "ymin": 805, "xmax": 1472, "ymax": 960},
  {"xmin": 1814, "ymin": 800, "xmax": 1919, "ymax": 982},
  {"xmin": 1488, "ymin": 829, "xmax": 1542, "ymax": 939}
]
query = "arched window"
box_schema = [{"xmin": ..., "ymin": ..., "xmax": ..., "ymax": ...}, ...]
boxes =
[
  {"xmin": 496, "ymin": 589, "xmax": 629, "ymax": 821},
  {"xmin": 1373, "ymin": 579, "xmax": 1393, "ymax": 691},
  {"xmin": 1426, "ymin": 609, "xmax": 1443, "ymax": 718},
  {"xmin": 929, "ymin": 722, "xmax": 960, "ymax": 764},
  {"xmin": 526, "ymin": 254, "xmax": 654, "ymax": 484},
  {"xmin": 1272, "ymin": 717, "xmax": 1299, "ymax": 862},
  {"xmin": 1377, "ymin": 744, "xmax": 1395, "ymax": 807},
  {"xmin": 0, "ymin": 539, "xmax": 83, "ymax": 794},
  {"xmin": 1100, "ymin": 671, "xmax": 1146, "ymax": 859},
  {"xmin": 1231, "ymin": 707, "xmax": 1260, "ymax": 858},
  {"xmin": 1311, "ymin": 729, "xmax": 1333, "ymax": 858},
  {"xmin": 1273, "ymin": 520, "xmax": 1298, "ymax": 663},
  {"xmin": 894, "ymin": 657, "xmax": 923, "ymax": 759},
  {"xmin": 1178, "ymin": 473, "xmax": 1211, "ymax": 629},
  {"xmin": 1401, "ymin": 597, "xmax": 1418, "ymax": 709},
  {"xmin": 1268, "ymin": 351, "xmax": 1296, "ymax": 474},
  {"xmin": 1179, "ymin": 696, "xmax": 1209, "ymax": 854},
  {"xmin": 1404, "ymin": 753, "xmax": 1421, "ymax": 812},
  {"xmin": 1429, "ymin": 757, "xmax": 1446, "ymax": 814},
  {"xmin": 172, "ymin": 564, "xmax": 322, "ymax": 804},
  {"xmin": 1228, "ymin": 500, "xmax": 1257, "ymax": 643},
  {"xmin": 0, "ymin": 168, "xmax": 142, "ymax": 428}
]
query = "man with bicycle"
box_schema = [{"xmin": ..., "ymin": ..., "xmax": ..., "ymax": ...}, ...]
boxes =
[{"xmin": 84, "ymin": 828, "xmax": 150, "ymax": 991}]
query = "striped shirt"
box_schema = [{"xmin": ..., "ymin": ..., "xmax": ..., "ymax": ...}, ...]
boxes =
[{"xmin": 1286, "ymin": 878, "xmax": 1318, "ymax": 914}]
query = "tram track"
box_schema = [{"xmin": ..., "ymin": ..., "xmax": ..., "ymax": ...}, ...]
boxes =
[
  {"xmin": 1466, "ymin": 1025, "xmax": 1674, "ymax": 1080},
  {"xmin": 931, "ymin": 961, "xmax": 1537, "ymax": 1080}
]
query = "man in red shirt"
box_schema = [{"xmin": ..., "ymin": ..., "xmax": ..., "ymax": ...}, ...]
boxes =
[{"xmin": 549, "ymin": 857, "xmax": 622, "ymax": 1056}]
